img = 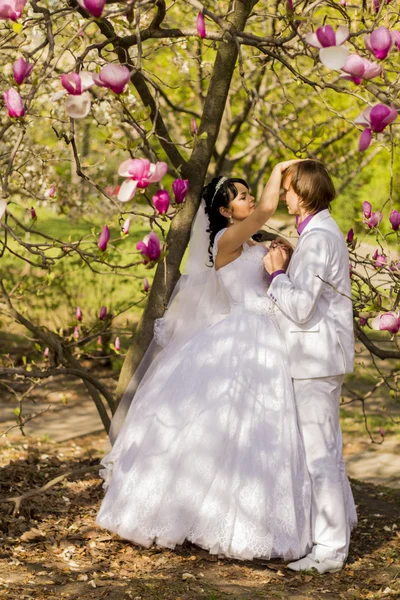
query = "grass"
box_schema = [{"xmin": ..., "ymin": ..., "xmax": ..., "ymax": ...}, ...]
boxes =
[
  {"xmin": 340, "ymin": 407, "xmax": 399, "ymax": 438},
  {"xmin": 0, "ymin": 206, "xmax": 165, "ymax": 370},
  {"xmin": 2, "ymin": 206, "xmax": 158, "ymax": 331}
]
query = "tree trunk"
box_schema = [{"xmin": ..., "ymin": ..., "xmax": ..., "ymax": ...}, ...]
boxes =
[{"xmin": 116, "ymin": 0, "xmax": 257, "ymax": 400}]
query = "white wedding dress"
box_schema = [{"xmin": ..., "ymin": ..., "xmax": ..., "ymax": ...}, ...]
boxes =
[{"xmin": 96, "ymin": 230, "xmax": 312, "ymax": 560}]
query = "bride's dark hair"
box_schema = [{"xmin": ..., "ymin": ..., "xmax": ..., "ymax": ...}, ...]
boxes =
[{"xmin": 202, "ymin": 176, "xmax": 249, "ymax": 264}]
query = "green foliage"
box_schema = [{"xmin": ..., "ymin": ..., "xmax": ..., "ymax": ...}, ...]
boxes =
[{"xmin": 2, "ymin": 207, "xmax": 152, "ymax": 332}]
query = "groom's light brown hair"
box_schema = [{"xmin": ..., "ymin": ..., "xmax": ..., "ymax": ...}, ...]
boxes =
[{"xmin": 282, "ymin": 160, "xmax": 336, "ymax": 213}]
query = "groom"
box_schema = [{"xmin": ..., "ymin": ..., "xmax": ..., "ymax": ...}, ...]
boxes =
[{"xmin": 264, "ymin": 160, "xmax": 356, "ymax": 573}]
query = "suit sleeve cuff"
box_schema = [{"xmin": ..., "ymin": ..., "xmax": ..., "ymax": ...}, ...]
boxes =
[{"xmin": 269, "ymin": 269, "xmax": 285, "ymax": 281}]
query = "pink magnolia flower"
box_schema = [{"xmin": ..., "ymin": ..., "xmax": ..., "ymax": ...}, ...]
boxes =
[
  {"xmin": 76, "ymin": 306, "xmax": 83, "ymax": 321},
  {"xmin": 114, "ymin": 336, "xmax": 121, "ymax": 351},
  {"xmin": 65, "ymin": 92, "xmax": 91, "ymax": 119},
  {"xmin": 3, "ymin": 88, "xmax": 24, "ymax": 118},
  {"xmin": 0, "ymin": 0, "xmax": 27, "ymax": 21},
  {"xmin": 172, "ymin": 178, "xmax": 189, "ymax": 204},
  {"xmin": 346, "ymin": 228, "xmax": 354, "ymax": 244},
  {"xmin": 77, "ymin": 0, "xmax": 106, "ymax": 17},
  {"xmin": 105, "ymin": 185, "xmax": 120, "ymax": 197},
  {"xmin": 305, "ymin": 25, "xmax": 350, "ymax": 69},
  {"xmin": 13, "ymin": 57, "xmax": 33, "ymax": 85},
  {"xmin": 359, "ymin": 128, "xmax": 372, "ymax": 152},
  {"xmin": 61, "ymin": 73, "xmax": 83, "ymax": 96},
  {"xmin": 99, "ymin": 305, "xmax": 107, "ymax": 320},
  {"xmin": 341, "ymin": 54, "xmax": 381, "ymax": 84},
  {"xmin": 363, "ymin": 203, "xmax": 383, "ymax": 228},
  {"xmin": 373, "ymin": 0, "xmax": 392, "ymax": 12},
  {"xmin": 191, "ymin": 118, "xmax": 198, "ymax": 135},
  {"xmin": 143, "ymin": 277, "xmax": 150, "ymax": 292},
  {"xmin": 45, "ymin": 184, "xmax": 56, "ymax": 198},
  {"xmin": 355, "ymin": 104, "xmax": 397, "ymax": 151},
  {"xmin": 373, "ymin": 249, "xmax": 386, "ymax": 268},
  {"xmin": 61, "ymin": 71, "xmax": 94, "ymax": 95},
  {"xmin": 93, "ymin": 64, "xmax": 131, "ymax": 94},
  {"xmin": 136, "ymin": 231, "xmax": 161, "ymax": 262},
  {"xmin": 30, "ymin": 206, "xmax": 36, "ymax": 219},
  {"xmin": 365, "ymin": 104, "xmax": 398, "ymax": 132},
  {"xmin": 363, "ymin": 201, "xmax": 372, "ymax": 218},
  {"xmin": 371, "ymin": 311, "xmax": 400, "ymax": 334},
  {"xmin": 153, "ymin": 189, "xmax": 170, "ymax": 215},
  {"xmin": 197, "ymin": 11, "xmax": 206, "ymax": 38},
  {"xmin": 98, "ymin": 225, "xmax": 110, "ymax": 251},
  {"xmin": 117, "ymin": 158, "xmax": 168, "ymax": 202},
  {"xmin": 54, "ymin": 72, "xmax": 94, "ymax": 119},
  {"xmin": 121, "ymin": 218, "xmax": 131, "ymax": 234},
  {"xmin": 392, "ymin": 30, "xmax": 400, "ymax": 51},
  {"xmin": 364, "ymin": 27, "xmax": 393, "ymax": 60},
  {"xmin": 389, "ymin": 209, "xmax": 400, "ymax": 231},
  {"xmin": 365, "ymin": 212, "xmax": 383, "ymax": 228}
]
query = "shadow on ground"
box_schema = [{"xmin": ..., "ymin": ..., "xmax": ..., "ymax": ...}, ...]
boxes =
[{"xmin": 0, "ymin": 433, "xmax": 399, "ymax": 600}]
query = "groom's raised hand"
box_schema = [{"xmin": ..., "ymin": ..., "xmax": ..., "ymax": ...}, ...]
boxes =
[{"xmin": 264, "ymin": 245, "xmax": 290, "ymax": 274}]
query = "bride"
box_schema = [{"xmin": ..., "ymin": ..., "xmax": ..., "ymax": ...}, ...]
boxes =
[{"xmin": 96, "ymin": 161, "xmax": 313, "ymax": 561}]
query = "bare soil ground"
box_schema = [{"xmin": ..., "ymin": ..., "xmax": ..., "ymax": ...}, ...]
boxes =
[{"xmin": 0, "ymin": 432, "xmax": 399, "ymax": 600}]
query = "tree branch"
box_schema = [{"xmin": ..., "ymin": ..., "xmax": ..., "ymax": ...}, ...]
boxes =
[{"xmin": 0, "ymin": 463, "xmax": 100, "ymax": 515}]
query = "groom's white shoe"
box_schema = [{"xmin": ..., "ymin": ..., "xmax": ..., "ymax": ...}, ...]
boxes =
[{"xmin": 287, "ymin": 554, "xmax": 344, "ymax": 574}]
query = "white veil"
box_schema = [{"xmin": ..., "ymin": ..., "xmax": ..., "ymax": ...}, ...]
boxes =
[{"xmin": 109, "ymin": 200, "xmax": 230, "ymax": 445}]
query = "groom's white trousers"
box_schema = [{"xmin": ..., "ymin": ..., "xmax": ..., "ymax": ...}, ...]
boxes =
[{"xmin": 293, "ymin": 375, "xmax": 355, "ymax": 562}]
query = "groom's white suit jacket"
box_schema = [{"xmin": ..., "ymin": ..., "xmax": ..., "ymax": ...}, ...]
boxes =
[{"xmin": 267, "ymin": 209, "xmax": 354, "ymax": 379}]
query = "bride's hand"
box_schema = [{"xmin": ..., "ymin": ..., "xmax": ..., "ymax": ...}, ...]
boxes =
[
  {"xmin": 274, "ymin": 158, "xmax": 307, "ymax": 173},
  {"xmin": 264, "ymin": 245, "xmax": 291, "ymax": 274},
  {"xmin": 270, "ymin": 238, "xmax": 294, "ymax": 259}
]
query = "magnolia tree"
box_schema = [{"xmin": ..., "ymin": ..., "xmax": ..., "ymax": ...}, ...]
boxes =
[{"xmin": 0, "ymin": 0, "xmax": 399, "ymax": 439}]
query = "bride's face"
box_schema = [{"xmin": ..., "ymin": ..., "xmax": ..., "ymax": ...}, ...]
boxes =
[{"xmin": 230, "ymin": 183, "xmax": 255, "ymax": 221}]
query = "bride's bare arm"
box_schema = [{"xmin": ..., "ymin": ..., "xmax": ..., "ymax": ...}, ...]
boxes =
[{"xmin": 217, "ymin": 159, "xmax": 303, "ymax": 257}]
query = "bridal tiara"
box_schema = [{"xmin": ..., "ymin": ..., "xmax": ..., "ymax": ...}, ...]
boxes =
[{"xmin": 210, "ymin": 176, "xmax": 228, "ymax": 207}]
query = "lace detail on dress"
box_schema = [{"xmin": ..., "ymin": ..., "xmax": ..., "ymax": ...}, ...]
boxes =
[
  {"xmin": 99, "ymin": 461, "xmax": 114, "ymax": 490},
  {"xmin": 250, "ymin": 297, "xmax": 276, "ymax": 319}
]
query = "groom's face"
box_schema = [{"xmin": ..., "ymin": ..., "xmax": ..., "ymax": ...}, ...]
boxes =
[{"xmin": 281, "ymin": 176, "xmax": 301, "ymax": 215}]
